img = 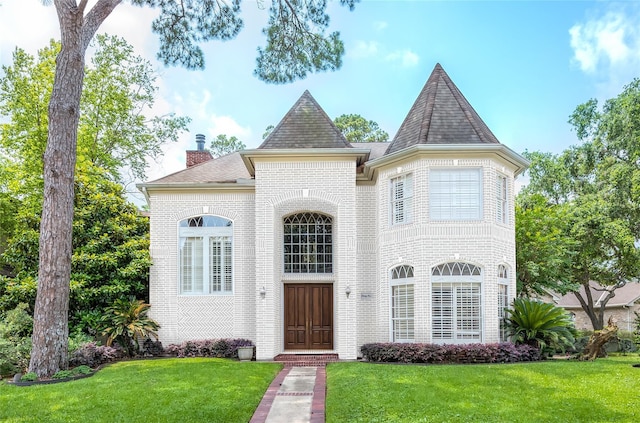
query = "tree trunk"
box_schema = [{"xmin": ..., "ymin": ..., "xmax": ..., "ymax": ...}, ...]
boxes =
[
  {"xmin": 580, "ymin": 317, "xmax": 618, "ymax": 361},
  {"xmin": 28, "ymin": 4, "xmax": 85, "ymax": 378}
]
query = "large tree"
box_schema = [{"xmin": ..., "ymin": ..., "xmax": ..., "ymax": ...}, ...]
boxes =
[
  {"xmin": 520, "ymin": 144, "xmax": 640, "ymax": 330},
  {"xmin": 209, "ymin": 134, "xmax": 246, "ymax": 158},
  {"xmin": 333, "ymin": 113, "xmax": 389, "ymax": 143},
  {"xmin": 32, "ymin": 0, "xmax": 357, "ymax": 376}
]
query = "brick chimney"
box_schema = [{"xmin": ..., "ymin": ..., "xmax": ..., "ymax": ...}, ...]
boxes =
[{"xmin": 186, "ymin": 134, "xmax": 213, "ymax": 168}]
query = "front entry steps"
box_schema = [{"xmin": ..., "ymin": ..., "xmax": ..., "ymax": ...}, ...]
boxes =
[{"xmin": 273, "ymin": 354, "xmax": 339, "ymax": 367}]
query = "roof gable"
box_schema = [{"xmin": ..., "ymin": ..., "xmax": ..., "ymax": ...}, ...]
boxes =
[
  {"xmin": 386, "ymin": 63, "xmax": 500, "ymax": 155},
  {"xmin": 258, "ymin": 90, "xmax": 352, "ymax": 149}
]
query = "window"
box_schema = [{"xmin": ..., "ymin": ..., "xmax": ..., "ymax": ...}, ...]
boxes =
[
  {"xmin": 496, "ymin": 174, "xmax": 508, "ymax": 224},
  {"xmin": 283, "ymin": 213, "xmax": 332, "ymax": 273},
  {"xmin": 179, "ymin": 215, "xmax": 233, "ymax": 294},
  {"xmin": 390, "ymin": 174, "xmax": 413, "ymax": 225},
  {"xmin": 498, "ymin": 264, "xmax": 509, "ymax": 342},
  {"xmin": 431, "ymin": 262, "xmax": 482, "ymax": 342},
  {"xmin": 390, "ymin": 265, "xmax": 414, "ymax": 342},
  {"xmin": 430, "ymin": 168, "xmax": 482, "ymax": 220}
]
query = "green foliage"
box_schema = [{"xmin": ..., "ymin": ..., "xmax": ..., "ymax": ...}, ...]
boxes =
[
  {"xmin": 0, "ymin": 36, "xmax": 190, "ymax": 187},
  {"xmin": 50, "ymin": 365, "xmax": 92, "ymax": 379},
  {"xmin": 634, "ymin": 311, "xmax": 640, "ymax": 349},
  {"xmin": 505, "ymin": 298, "xmax": 577, "ymax": 353},
  {"xmin": 19, "ymin": 371, "xmax": 37, "ymax": 382},
  {"xmin": 515, "ymin": 193, "xmax": 578, "ymax": 296},
  {"xmin": 209, "ymin": 134, "xmax": 246, "ymax": 158},
  {"xmin": 333, "ymin": 113, "xmax": 389, "ymax": 143},
  {"xmin": 0, "ymin": 303, "xmax": 32, "ymax": 376},
  {"xmin": 0, "ymin": 172, "xmax": 151, "ymax": 331},
  {"xmin": 103, "ymin": 298, "xmax": 159, "ymax": 357}
]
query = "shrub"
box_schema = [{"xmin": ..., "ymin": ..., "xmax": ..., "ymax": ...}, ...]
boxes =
[
  {"xmin": 103, "ymin": 297, "xmax": 160, "ymax": 357},
  {"xmin": 360, "ymin": 342, "xmax": 542, "ymax": 364},
  {"xmin": 68, "ymin": 341, "xmax": 120, "ymax": 368},
  {"xmin": 141, "ymin": 338, "xmax": 164, "ymax": 356},
  {"xmin": 505, "ymin": 298, "xmax": 577, "ymax": 353},
  {"xmin": 0, "ymin": 303, "xmax": 33, "ymax": 376},
  {"xmin": 20, "ymin": 372, "xmax": 37, "ymax": 382},
  {"xmin": 165, "ymin": 338, "xmax": 254, "ymax": 358}
]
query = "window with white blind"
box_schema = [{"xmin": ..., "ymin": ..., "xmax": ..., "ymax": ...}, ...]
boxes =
[
  {"xmin": 179, "ymin": 215, "xmax": 233, "ymax": 294},
  {"xmin": 496, "ymin": 174, "xmax": 508, "ymax": 224},
  {"xmin": 429, "ymin": 168, "xmax": 482, "ymax": 220},
  {"xmin": 390, "ymin": 174, "xmax": 413, "ymax": 225},
  {"xmin": 431, "ymin": 262, "xmax": 482, "ymax": 343},
  {"xmin": 390, "ymin": 265, "xmax": 415, "ymax": 342},
  {"xmin": 498, "ymin": 264, "xmax": 509, "ymax": 342}
]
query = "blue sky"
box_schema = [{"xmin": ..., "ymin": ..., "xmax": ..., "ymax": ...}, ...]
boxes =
[{"xmin": 2, "ymin": 1, "xmax": 640, "ymax": 191}]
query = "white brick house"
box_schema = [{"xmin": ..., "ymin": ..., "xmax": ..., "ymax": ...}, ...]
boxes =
[{"xmin": 138, "ymin": 64, "xmax": 528, "ymax": 360}]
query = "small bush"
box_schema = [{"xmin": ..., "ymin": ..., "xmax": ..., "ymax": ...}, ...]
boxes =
[
  {"xmin": 68, "ymin": 341, "xmax": 120, "ymax": 368},
  {"xmin": 52, "ymin": 370, "xmax": 74, "ymax": 379},
  {"xmin": 165, "ymin": 338, "xmax": 254, "ymax": 358},
  {"xmin": 360, "ymin": 342, "xmax": 542, "ymax": 364},
  {"xmin": 141, "ymin": 338, "xmax": 164, "ymax": 356},
  {"xmin": 20, "ymin": 372, "xmax": 37, "ymax": 382}
]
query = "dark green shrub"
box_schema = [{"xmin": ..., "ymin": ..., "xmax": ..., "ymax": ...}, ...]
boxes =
[
  {"xmin": 505, "ymin": 298, "xmax": 577, "ymax": 353},
  {"xmin": 0, "ymin": 303, "xmax": 33, "ymax": 376},
  {"xmin": 103, "ymin": 297, "xmax": 159, "ymax": 357},
  {"xmin": 20, "ymin": 372, "xmax": 37, "ymax": 382},
  {"xmin": 52, "ymin": 370, "xmax": 74, "ymax": 379}
]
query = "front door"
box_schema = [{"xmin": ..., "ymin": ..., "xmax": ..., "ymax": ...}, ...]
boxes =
[{"xmin": 284, "ymin": 284, "xmax": 333, "ymax": 350}]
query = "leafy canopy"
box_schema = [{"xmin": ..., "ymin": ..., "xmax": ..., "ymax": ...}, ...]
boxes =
[
  {"xmin": 333, "ymin": 113, "xmax": 389, "ymax": 143},
  {"xmin": 209, "ymin": 134, "xmax": 246, "ymax": 157}
]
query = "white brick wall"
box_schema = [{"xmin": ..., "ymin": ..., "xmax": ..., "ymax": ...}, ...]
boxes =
[{"xmin": 146, "ymin": 152, "xmax": 520, "ymax": 358}]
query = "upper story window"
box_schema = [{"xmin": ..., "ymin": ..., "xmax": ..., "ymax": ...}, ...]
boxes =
[
  {"xmin": 390, "ymin": 174, "xmax": 413, "ymax": 225},
  {"xmin": 179, "ymin": 215, "xmax": 233, "ymax": 295},
  {"xmin": 284, "ymin": 213, "xmax": 332, "ymax": 273},
  {"xmin": 430, "ymin": 168, "xmax": 482, "ymax": 221},
  {"xmin": 496, "ymin": 174, "xmax": 508, "ymax": 224},
  {"xmin": 390, "ymin": 265, "xmax": 415, "ymax": 342}
]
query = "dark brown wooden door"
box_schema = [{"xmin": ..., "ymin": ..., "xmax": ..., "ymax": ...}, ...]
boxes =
[{"xmin": 284, "ymin": 284, "xmax": 333, "ymax": 350}]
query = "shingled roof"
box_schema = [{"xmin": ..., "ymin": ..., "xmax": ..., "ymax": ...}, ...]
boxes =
[
  {"xmin": 258, "ymin": 90, "xmax": 352, "ymax": 149},
  {"xmin": 386, "ymin": 63, "xmax": 500, "ymax": 155}
]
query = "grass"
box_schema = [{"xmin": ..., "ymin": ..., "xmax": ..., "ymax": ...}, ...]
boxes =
[
  {"xmin": 326, "ymin": 355, "xmax": 640, "ymax": 423},
  {"xmin": 0, "ymin": 358, "xmax": 281, "ymax": 423}
]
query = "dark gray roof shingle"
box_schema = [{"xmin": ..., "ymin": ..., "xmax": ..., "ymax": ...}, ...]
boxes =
[
  {"xmin": 258, "ymin": 90, "xmax": 352, "ymax": 149},
  {"xmin": 386, "ymin": 63, "xmax": 500, "ymax": 155}
]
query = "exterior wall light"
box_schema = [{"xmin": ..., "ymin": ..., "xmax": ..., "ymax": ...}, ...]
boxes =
[
  {"xmin": 345, "ymin": 285, "xmax": 351, "ymax": 298},
  {"xmin": 260, "ymin": 286, "xmax": 266, "ymax": 298}
]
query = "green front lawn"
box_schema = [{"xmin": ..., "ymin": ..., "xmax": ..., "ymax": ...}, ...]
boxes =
[
  {"xmin": 326, "ymin": 355, "xmax": 640, "ymax": 423},
  {"xmin": 0, "ymin": 358, "xmax": 281, "ymax": 423}
]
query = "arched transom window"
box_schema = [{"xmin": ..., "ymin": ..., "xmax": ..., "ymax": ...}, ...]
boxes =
[
  {"xmin": 431, "ymin": 262, "xmax": 482, "ymax": 343},
  {"xmin": 179, "ymin": 215, "xmax": 233, "ymax": 294},
  {"xmin": 283, "ymin": 213, "xmax": 333, "ymax": 273},
  {"xmin": 390, "ymin": 265, "xmax": 414, "ymax": 342}
]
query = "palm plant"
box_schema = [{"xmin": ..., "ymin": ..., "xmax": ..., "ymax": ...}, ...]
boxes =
[
  {"xmin": 505, "ymin": 297, "xmax": 577, "ymax": 353},
  {"xmin": 103, "ymin": 297, "xmax": 160, "ymax": 357}
]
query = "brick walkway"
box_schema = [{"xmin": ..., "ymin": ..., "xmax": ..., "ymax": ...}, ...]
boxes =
[{"xmin": 249, "ymin": 355, "xmax": 336, "ymax": 423}]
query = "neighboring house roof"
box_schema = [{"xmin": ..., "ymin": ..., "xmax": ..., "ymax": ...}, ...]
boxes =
[
  {"xmin": 386, "ymin": 63, "xmax": 500, "ymax": 156},
  {"xmin": 552, "ymin": 282, "xmax": 640, "ymax": 309},
  {"xmin": 258, "ymin": 90, "xmax": 352, "ymax": 149}
]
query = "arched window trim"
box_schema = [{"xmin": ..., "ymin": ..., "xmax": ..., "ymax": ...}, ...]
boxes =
[
  {"xmin": 431, "ymin": 261, "xmax": 483, "ymax": 343},
  {"xmin": 283, "ymin": 212, "xmax": 333, "ymax": 274},
  {"xmin": 178, "ymin": 214, "xmax": 233, "ymax": 295}
]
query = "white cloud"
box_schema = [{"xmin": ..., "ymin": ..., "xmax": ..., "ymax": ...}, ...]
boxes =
[
  {"xmin": 373, "ymin": 21, "xmax": 388, "ymax": 31},
  {"xmin": 207, "ymin": 115, "xmax": 252, "ymax": 140},
  {"xmin": 349, "ymin": 40, "xmax": 380, "ymax": 59},
  {"xmin": 385, "ymin": 49, "xmax": 419, "ymax": 68},
  {"xmin": 569, "ymin": 9, "xmax": 640, "ymax": 82}
]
